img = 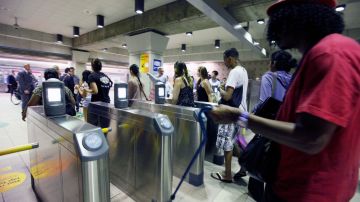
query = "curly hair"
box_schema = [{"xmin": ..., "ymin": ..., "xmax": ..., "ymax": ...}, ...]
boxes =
[{"xmin": 267, "ymin": 3, "xmax": 344, "ymax": 47}]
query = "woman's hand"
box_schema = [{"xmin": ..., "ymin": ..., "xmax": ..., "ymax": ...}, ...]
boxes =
[{"xmin": 209, "ymin": 105, "xmax": 242, "ymax": 124}]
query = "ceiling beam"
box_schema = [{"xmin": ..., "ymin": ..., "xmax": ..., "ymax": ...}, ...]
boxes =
[
  {"xmin": 73, "ymin": 0, "xmax": 273, "ymax": 48},
  {"xmin": 187, "ymin": 0, "xmax": 266, "ymax": 57}
]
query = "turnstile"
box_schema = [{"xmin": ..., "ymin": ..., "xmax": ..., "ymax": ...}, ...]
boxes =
[
  {"xmin": 129, "ymin": 100, "xmax": 206, "ymax": 186},
  {"xmin": 88, "ymin": 102, "xmax": 173, "ymax": 202},
  {"xmin": 27, "ymin": 106, "xmax": 110, "ymax": 202}
]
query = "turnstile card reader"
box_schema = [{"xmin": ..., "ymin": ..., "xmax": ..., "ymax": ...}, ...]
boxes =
[
  {"xmin": 155, "ymin": 82, "xmax": 166, "ymax": 104},
  {"xmin": 114, "ymin": 83, "xmax": 128, "ymax": 109},
  {"xmin": 27, "ymin": 106, "xmax": 110, "ymax": 202},
  {"xmin": 42, "ymin": 79, "xmax": 66, "ymax": 116},
  {"xmin": 129, "ymin": 100, "xmax": 206, "ymax": 186},
  {"xmin": 88, "ymin": 102, "xmax": 173, "ymax": 202}
]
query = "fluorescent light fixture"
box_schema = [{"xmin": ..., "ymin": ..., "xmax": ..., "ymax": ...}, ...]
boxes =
[
  {"xmin": 253, "ymin": 41, "xmax": 260, "ymax": 46},
  {"xmin": 233, "ymin": 23, "xmax": 242, "ymax": 29},
  {"xmin": 257, "ymin": 19, "xmax": 265, "ymax": 24},
  {"xmin": 73, "ymin": 26, "xmax": 79, "ymax": 37},
  {"xmin": 244, "ymin": 32, "xmax": 253, "ymax": 43},
  {"xmin": 215, "ymin": 39, "xmax": 220, "ymax": 49},
  {"xmin": 135, "ymin": 0, "xmax": 144, "ymax": 14},
  {"xmin": 186, "ymin": 31, "xmax": 192, "ymax": 36},
  {"xmin": 335, "ymin": 4, "xmax": 346, "ymax": 12},
  {"xmin": 122, "ymin": 43, "xmax": 127, "ymax": 48},
  {"xmin": 97, "ymin": 15, "xmax": 104, "ymax": 28},
  {"xmin": 181, "ymin": 44, "xmax": 186, "ymax": 52},
  {"xmin": 56, "ymin": 34, "xmax": 63, "ymax": 44},
  {"xmin": 261, "ymin": 48, "xmax": 267, "ymax": 56}
]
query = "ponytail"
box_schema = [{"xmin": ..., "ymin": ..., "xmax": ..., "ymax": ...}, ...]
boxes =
[{"xmin": 130, "ymin": 64, "xmax": 144, "ymax": 89}]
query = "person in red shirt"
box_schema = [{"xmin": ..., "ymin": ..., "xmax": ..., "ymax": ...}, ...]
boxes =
[{"xmin": 209, "ymin": 0, "xmax": 360, "ymax": 201}]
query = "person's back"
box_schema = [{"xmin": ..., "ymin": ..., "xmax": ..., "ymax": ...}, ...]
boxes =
[
  {"xmin": 128, "ymin": 76, "xmax": 143, "ymax": 99},
  {"xmin": 88, "ymin": 71, "xmax": 112, "ymax": 103},
  {"xmin": 176, "ymin": 76, "xmax": 194, "ymax": 106}
]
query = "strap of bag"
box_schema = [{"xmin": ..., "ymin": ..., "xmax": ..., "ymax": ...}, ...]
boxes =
[{"xmin": 271, "ymin": 72, "xmax": 277, "ymax": 97}]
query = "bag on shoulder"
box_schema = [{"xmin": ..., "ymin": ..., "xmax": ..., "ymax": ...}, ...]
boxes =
[
  {"xmin": 239, "ymin": 97, "xmax": 282, "ymax": 183},
  {"xmin": 219, "ymin": 86, "xmax": 243, "ymax": 107}
]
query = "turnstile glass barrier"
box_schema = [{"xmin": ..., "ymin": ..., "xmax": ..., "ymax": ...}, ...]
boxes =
[
  {"xmin": 27, "ymin": 106, "xmax": 110, "ymax": 202},
  {"xmin": 129, "ymin": 100, "xmax": 206, "ymax": 186},
  {"xmin": 87, "ymin": 102, "xmax": 173, "ymax": 202}
]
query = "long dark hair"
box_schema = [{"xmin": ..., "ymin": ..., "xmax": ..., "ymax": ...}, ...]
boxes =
[
  {"xmin": 91, "ymin": 58, "xmax": 102, "ymax": 72},
  {"xmin": 174, "ymin": 61, "xmax": 193, "ymax": 88},
  {"xmin": 82, "ymin": 70, "xmax": 92, "ymax": 84},
  {"xmin": 271, "ymin": 50, "xmax": 297, "ymax": 72},
  {"xmin": 129, "ymin": 64, "xmax": 143, "ymax": 89},
  {"xmin": 267, "ymin": 3, "xmax": 344, "ymax": 47}
]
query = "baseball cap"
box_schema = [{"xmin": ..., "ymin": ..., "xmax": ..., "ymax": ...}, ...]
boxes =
[{"xmin": 267, "ymin": 0, "xmax": 337, "ymax": 15}]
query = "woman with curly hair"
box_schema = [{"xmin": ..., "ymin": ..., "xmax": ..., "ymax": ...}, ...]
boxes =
[{"xmin": 210, "ymin": 0, "xmax": 360, "ymax": 201}]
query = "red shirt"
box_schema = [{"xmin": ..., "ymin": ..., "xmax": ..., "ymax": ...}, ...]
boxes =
[{"xmin": 274, "ymin": 34, "xmax": 360, "ymax": 202}]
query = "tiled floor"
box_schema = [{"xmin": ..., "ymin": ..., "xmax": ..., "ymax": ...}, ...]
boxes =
[{"xmin": 0, "ymin": 92, "xmax": 359, "ymax": 202}]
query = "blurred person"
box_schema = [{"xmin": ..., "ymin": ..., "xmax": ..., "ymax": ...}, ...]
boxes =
[
  {"xmin": 147, "ymin": 67, "xmax": 166, "ymax": 83},
  {"xmin": 16, "ymin": 64, "xmax": 36, "ymax": 112},
  {"xmin": 209, "ymin": 70, "xmax": 221, "ymax": 92},
  {"xmin": 170, "ymin": 62, "xmax": 194, "ymax": 106},
  {"xmin": 211, "ymin": 48, "xmax": 248, "ymax": 183},
  {"xmin": 7, "ymin": 70, "xmax": 17, "ymax": 94},
  {"xmin": 248, "ymin": 50, "xmax": 297, "ymax": 201},
  {"xmin": 210, "ymin": 0, "xmax": 360, "ymax": 201},
  {"xmin": 22, "ymin": 68, "xmax": 75, "ymax": 121},
  {"xmin": 53, "ymin": 65, "xmax": 61, "ymax": 77},
  {"xmin": 86, "ymin": 59, "xmax": 113, "ymax": 103},
  {"xmin": 196, "ymin": 66, "xmax": 213, "ymax": 102},
  {"xmin": 59, "ymin": 67, "xmax": 70, "ymax": 81},
  {"xmin": 75, "ymin": 70, "xmax": 92, "ymax": 121},
  {"xmin": 128, "ymin": 64, "xmax": 149, "ymax": 100}
]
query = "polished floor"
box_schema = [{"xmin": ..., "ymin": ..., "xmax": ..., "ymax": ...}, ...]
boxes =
[{"xmin": 0, "ymin": 92, "xmax": 359, "ymax": 202}]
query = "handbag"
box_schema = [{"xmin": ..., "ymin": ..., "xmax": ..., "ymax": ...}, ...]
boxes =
[
  {"xmin": 219, "ymin": 85, "xmax": 243, "ymax": 107},
  {"xmin": 239, "ymin": 73, "xmax": 283, "ymax": 183}
]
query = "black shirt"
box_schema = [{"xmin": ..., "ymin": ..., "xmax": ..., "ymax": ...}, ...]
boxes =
[
  {"xmin": 88, "ymin": 72, "xmax": 112, "ymax": 103},
  {"xmin": 196, "ymin": 83, "xmax": 209, "ymax": 102},
  {"xmin": 63, "ymin": 75, "xmax": 75, "ymax": 96}
]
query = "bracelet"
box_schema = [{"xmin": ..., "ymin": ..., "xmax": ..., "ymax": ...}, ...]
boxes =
[{"xmin": 238, "ymin": 112, "xmax": 250, "ymax": 128}]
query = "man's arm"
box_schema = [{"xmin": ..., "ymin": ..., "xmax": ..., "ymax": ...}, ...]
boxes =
[
  {"xmin": 210, "ymin": 105, "xmax": 338, "ymax": 155},
  {"xmin": 219, "ymin": 86, "xmax": 234, "ymax": 101}
]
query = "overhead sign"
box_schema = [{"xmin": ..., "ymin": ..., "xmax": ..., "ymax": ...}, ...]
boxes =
[
  {"xmin": 153, "ymin": 59, "xmax": 162, "ymax": 72},
  {"xmin": 140, "ymin": 53, "xmax": 149, "ymax": 73}
]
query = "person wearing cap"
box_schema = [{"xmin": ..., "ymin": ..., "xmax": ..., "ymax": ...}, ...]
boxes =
[{"xmin": 210, "ymin": 0, "xmax": 360, "ymax": 201}]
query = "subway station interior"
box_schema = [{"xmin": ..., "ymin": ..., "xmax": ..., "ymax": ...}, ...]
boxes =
[{"xmin": 0, "ymin": 0, "xmax": 360, "ymax": 201}]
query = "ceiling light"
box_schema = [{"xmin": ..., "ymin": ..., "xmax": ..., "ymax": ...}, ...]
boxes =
[
  {"xmin": 233, "ymin": 24, "xmax": 242, "ymax": 29},
  {"xmin": 56, "ymin": 34, "xmax": 63, "ymax": 44},
  {"xmin": 181, "ymin": 44, "xmax": 186, "ymax": 52},
  {"xmin": 335, "ymin": 4, "xmax": 346, "ymax": 12},
  {"xmin": 253, "ymin": 41, "xmax": 259, "ymax": 46},
  {"xmin": 186, "ymin": 31, "xmax": 192, "ymax": 36},
  {"xmin": 215, "ymin": 39, "xmax": 220, "ymax": 49},
  {"xmin": 73, "ymin": 26, "xmax": 80, "ymax": 37},
  {"xmin": 271, "ymin": 40, "xmax": 276, "ymax": 45},
  {"xmin": 102, "ymin": 48, "xmax": 108, "ymax": 52},
  {"xmin": 135, "ymin": 0, "xmax": 144, "ymax": 14},
  {"xmin": 122, "ymin": 43, "xmax": 127, "ymax": 48},
  {"xmin": 97, "ymin": 15, "xmax": 104, "ymax": 28},
  {"xmin": 257, "ymin": 19, "xmax": 265, "ymax": 24}
]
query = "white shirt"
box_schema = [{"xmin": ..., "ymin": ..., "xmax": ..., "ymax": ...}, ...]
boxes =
[
  {"xmin": 209, "ymin": 78, "xmax": 221, "ymax": 92},
  {"xmin": 226, "ymin": 65, "xmax": 248, "ymax": 111}
]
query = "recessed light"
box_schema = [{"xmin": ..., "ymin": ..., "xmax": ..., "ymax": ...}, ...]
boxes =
[
  {"xmin": 181, "ymin": 44, "xmax": 186, "ymax": 52},
  {"xmin": 186, "ymin": 31, "xmax": 192, "ymax": 36},
  {"xmin": 257, "ymin": 19, "xmax": 265, "ymax": 24},
  {"xmin": 335, "ymin": 4, "xmax": 346, "ymax": 12},
  {"xmin": 122, "ymin": 43, "xmax": 127, "ymax": 48},
  {"xmin": 102, "ymin": 48, "xmax": 107, "ymax": 52}
]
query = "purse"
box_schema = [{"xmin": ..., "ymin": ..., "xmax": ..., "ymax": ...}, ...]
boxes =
[{"xmin": 239, "ymin": 73, "xmax": 283, "ymax": 183}]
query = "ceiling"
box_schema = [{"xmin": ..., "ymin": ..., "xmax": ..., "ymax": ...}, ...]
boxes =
[
  {"xmin": 0, "ymin": 0, "xmax": 175, "ymax": 37},
  {"xmin": 0, "ymin": 0, "xmax": 359, "ymax": 63}
]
